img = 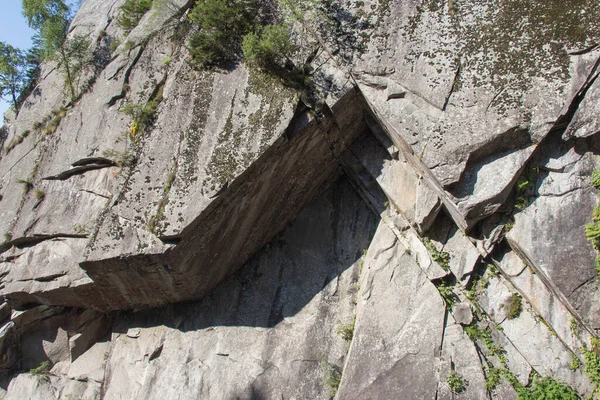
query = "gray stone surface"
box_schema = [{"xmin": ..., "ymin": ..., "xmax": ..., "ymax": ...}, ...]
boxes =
[
  {"xmin": 507, "ymin": 131, "xmax": 600, "ymax": 331},
  {"xmin": 96, "ymin": 178, "xmax": 378, "ymax": 399},
  {"xmin": 336, "ymin": 222, "xmax": 445, "ymax": 399},
  {"xmin": 437, "ymin": 321, "xmax": 487, "ymax": 399}
]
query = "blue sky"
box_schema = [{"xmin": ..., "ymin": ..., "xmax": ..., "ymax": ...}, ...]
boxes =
[
  {"xmin": 0, "ymin": 1, "xmax": 35, "ymax": 118},
  {"xmin": 0, "ymin": 1, "xmax": 81, "ymax": 119}
]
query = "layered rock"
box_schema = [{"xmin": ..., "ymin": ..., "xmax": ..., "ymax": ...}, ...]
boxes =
[{"xmin": 1, "ymin": 0, "xmax": 600, "ymax": 398}]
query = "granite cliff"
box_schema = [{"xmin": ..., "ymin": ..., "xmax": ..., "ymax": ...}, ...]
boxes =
[{"xmin": 0, "ymin": 0, "xmax": 600, "ymax": 398}]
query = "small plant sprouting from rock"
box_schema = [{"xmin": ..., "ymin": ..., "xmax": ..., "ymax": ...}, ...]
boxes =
[
  {"xmin": 30, "ymin": 360, "xmax": 50, "ymax": 376},
  {"xmin": 121, "ymin": 84, "xmax": 163, "ymax": 141},
  {"xmin": 447, "ymin": 371, "xmax": 466, "ymax": 394},
  {"xmin": 506, "ymin": 293, "xmax": 523, "ymax": 320},
  {"xmin": 336, "ymin": 315, "xmax": 356, "ymax": 342},
  {"xmin": 423, "ymin": 237, "xmax": 450, "ymax": 271},
  {"xmin": 16, "ymin": 178, "xmax": 33, "ymax": 194},
  {"xmin": 587, "ymin": 167, "xmax": 600, "ymax": 276},
  {"xmin": 569, "ymin": 353, "xmax": 581, "ymax": 371},
  {"xmin": 3, "ymin": 232, "xmax": 12, "ymax": 243},
  {"xmin": 581, "ymin": 338, "xmax": 600, "ymax": 393},
  {"xmin": 321, "ymin": 360, "xmax": 342, "ymax": 397},
  {"xmin": 33, "ymin": 188, "xmax": 45, "ymax": 201},
  {"xmin": 436, "ymin": 281, "xmax": 458, "ymax": 309},
  {"xmin": 484, "ymin": 365, "xmax": 501, "ymax": 391},
  {"xmin": 514, "ymin": 166, "xmax": 538, "ymax": 211},
  {"xmin": 73, "ymin": 223, "xmax": 91, "ymax": 235},
  {"xmin": 570, "ymin": 318, "xmax": 578, "ymax": 337}
]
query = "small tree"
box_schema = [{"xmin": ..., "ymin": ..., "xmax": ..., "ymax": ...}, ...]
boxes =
[
  {"xmin": 22, "ymin": 0, "xmax": 90, "ymax": 101},
  {"xmin": 242, "ymin": 24, "xmax": 296, "ymax": 73},
  {"xmin": 188, "ymin": 0, "xmax": 257, "ymax": 68},
  {"xmin": 0, "ymin": 42, "xmax": 27, "ymax": 112},
  {"xmin": 117, "ymin": 0, "xmax": 153, "ymax": 34},
  {"xmin": 55, "ymin": 35, "xmax": 91, "ymax": 100}
]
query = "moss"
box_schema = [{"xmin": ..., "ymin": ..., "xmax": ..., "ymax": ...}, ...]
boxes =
[
  {"xmin": 30, "ymin": 361, "xmax": 50, "ymax": 376},
  {"xmin": 404, "ymin": 0, "xmax": 600, "ymax": 110},
  {"xmin": 506, "ymin": 293, "xmax": 523, "ymax": 320}
]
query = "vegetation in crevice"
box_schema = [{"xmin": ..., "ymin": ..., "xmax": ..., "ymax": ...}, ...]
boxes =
[
  {"xmin": 336, "ymin": 314, "xmax": 356, "ymax": 342},
  {"xmin": 447, "ymin": 370, "xmax": 466, "ymax": 394},
  {"xmin": 569, "ymin": 353, "xmax": 581, "ymax": 371},
  {"xmin": 423, "ymin": 237, "xmax": 450, "ymax": 271},
  {"xmin": 506, "ymin": 293, "xmax": 523, "ymax": 320},
  {"xmin": 435, "ymin": 279, "xmax": 458, "ymax": 309},
  {"xmin": 117, "ymin": 0, "xmax": 154, "ymax": 34},
  {"xmin": 29, "ymin": 360, "xmax": 51, "ymax": 377},
  {"xmin": 321, "ymin": 359, "xmax": 342, "ymax": 397},
  {"xmin": 586, "ymin": 167, "xmax": 600, "ymax": 275},
  {"xmin": 513, "ymin": 166, "xmax": 538, "ymax": 211},
  {"xmin": 147, "ymin": 164, "xmax": 177, "ymax": 235},
  {"xmin": 581, "ymin": 338, "xmax": 600, "ymax": 395},
  {"xmin": 121, "ymin": 82, "xmax": 164, "ymax": 142},
  {"xmin": 102, "ymin": 148, "xmax": 134, "ymax": 168}
]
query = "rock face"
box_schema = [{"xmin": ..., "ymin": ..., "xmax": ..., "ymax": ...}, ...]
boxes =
[{"xmin": 1, "ymin": 0, "xmax": 600, "ymax": 398}]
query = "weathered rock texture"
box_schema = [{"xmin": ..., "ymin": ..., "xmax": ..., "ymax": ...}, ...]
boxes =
[{"xmin": 1, "ymin": 0, "xmax": 600, "ymax": 398}]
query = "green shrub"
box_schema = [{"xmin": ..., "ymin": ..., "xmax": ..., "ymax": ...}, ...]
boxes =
[
  {"xmin": 188, "ymin": 0, "xmax": 256, "ymax": 68},
  {"xmin": 242, "ymin": 24, "xmax": 296, "ymax": 72},
  {"xmin": 583, "ymin": 342, "xmax": 600, "ymax": 391},
  {"xmin": 436, "ymin": 281, "xmax": 458, "ymax": 308},
  {"xmin": 121, "ymin": 86, "xmax": 163, "ymax": 139},
  {"xmin": 484, "ymin": 366, "xmax": 501, "ymax": 391},
  {"xmin": 569, "ymin": 353, "xmax": 581, "ymax": 371},
  {"xmin": 516, "ymin": 374, "xmax": 578, "ymax": 400},
  {"xmin": 117, "ymin": 0, "xmax": 153, "ymax": 33},
  {"xmin": 586, "ymin": 205, "xmax": 600, "ymax": 250},
  {"xmin": 447, "ymin": 371, "xmax": 466, "ymax": 394},
  {"xmin": 592, "ymin": 169, "xmax": 600, "ymax": 189}
]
